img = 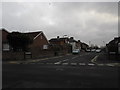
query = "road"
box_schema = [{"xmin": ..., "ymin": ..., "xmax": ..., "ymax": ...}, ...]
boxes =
[{"xmin": 2, "ymin": 52, "xmax": 120, "ymax": 88}]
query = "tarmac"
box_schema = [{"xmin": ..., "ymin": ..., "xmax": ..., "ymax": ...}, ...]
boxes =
[{"xmin": 91, "ymin": 52, "xmax": 120, "ymax": 67}]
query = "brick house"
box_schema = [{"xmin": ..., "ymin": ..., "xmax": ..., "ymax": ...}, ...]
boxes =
[
  {"xmin": 2, "ymin": 29, "xmax": 49, "ymax": 52},
  {"xmin": 106, "ymin": 37, "xmax": 120, "ymax": 60},
  {"xmin": 49, "ymin": 36, "xmax": 72, "ymax": 54},
  {"xmin": 81, "ymin": 42, "xmax": 89, "ymax": 51},
  {"xmin": 1, "ymin": 28, "xmax": 50, "ymax": 60},
  {"xmin": 69, "ymin": 37, "xmax": 81, "ymax": 51},
  {"xmin": 1, "ymin": 28, "xmax": 10, "ymax": 51},
  {"xmin": 49, "ymin": 36, "xmax": 69, "ymax": 46},
  {"xmin": 25, "ymin": 31, "xmax": 49, "ymax": 51},
  {"xmin": 49, "ymin": 36, "xmax": 82, "ymax": 54},
  {"xmin": 24, "ymin": 31, "xmax": 50, "ymax": 59},
  {"xmin": 76, "ymin": 40, "xmax": 82, "ymax": 50},
  {"xmin": 106, "ymin": 37, "xmax": 120, "ymax": 54}
]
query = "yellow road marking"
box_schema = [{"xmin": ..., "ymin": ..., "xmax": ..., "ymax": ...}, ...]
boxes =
[{"xmin": 91, "ymin": 55, "xmax": 98, "ymax": 64}]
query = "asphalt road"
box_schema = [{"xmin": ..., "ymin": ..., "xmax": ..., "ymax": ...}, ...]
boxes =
[{"xmin": 2, "ymin": 52, "xmax": 120, "ymax": 88}]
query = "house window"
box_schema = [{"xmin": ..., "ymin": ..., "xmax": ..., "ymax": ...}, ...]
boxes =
[
  {"xmin": 3, "ymin": 43, "xmax": 10, "ymax": 51},
  {"xmin": 43, "ymin": 45, "xmax": 48, "ymax": 49}
]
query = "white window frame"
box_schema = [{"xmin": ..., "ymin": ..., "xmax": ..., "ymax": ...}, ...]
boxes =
[
  {"xmin": 3, "ymin": 43, "xmax": 10, "ymax": 51},
  {"xmin": 43, "ymin": 45, "xmax": 48, "ymax": 50}
]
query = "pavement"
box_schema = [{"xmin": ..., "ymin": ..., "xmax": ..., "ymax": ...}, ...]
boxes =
[
  {"xmin": 2, "ymin": 53, "xmax": 72, "ymax": 64},
  {"xmin": 91, "ymin": 52, "xmax": 120, "ymax": 67}
]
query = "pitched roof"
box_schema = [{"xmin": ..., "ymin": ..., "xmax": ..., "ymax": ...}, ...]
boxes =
[
  {"xmin": 1, "ymin": 28, "xmax": 10, "ymax": 42},
  {"xmin": 81, "ymin": 42, "xmax": 89, "ymax": 46},
  {"xmin": 1, "ymin": 28, "xmax": 43, "ymax": 41},
  {"xmin": 24, "ymin": 31, "xmax": 42, "ymax": 40},
  {"xmin": 108, "ymin": 37, "xmax": 120, "ymax": 45},
  {"xmin": 69, "ymin": 39, "xmax": 77, "ymax": 42},
  {"xmin": 49, "ymin": 37, "xmax": 69, "ymax": 42}
]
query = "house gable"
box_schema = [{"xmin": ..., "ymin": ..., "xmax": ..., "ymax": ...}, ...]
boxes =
[
  {"xmin": 1, "ymin": 28, "xmax": 10, "ymax": 51},
  {"xmin": 26, "ymin": 31, "xmax": 49, "ymax": 50},
  {"xmin": 2, "ymin": 28, "xmax": 9, "ymax": 43},
  {"xmin": 33, "ymin": 32, "xmax": 49, "ymax": 46}
]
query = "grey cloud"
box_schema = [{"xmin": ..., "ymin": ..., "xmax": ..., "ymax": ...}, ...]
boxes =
[{"xmin": 2, "ymin": 2, "xmax": 118, "ymax": 46}]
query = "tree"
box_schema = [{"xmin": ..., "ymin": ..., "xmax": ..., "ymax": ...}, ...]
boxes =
[{"xmin": 7, "ymin": 32, "xmax": 33, "ymax": 52}]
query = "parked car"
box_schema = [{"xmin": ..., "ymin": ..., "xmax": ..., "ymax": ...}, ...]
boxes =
[
  {"xmin": 91, "ymin": 49, "xmax": 96, "ymax": 52},
  {"xmin": 95, "ymin": 49, "xmax": 101, "ymax": 53},
  {"xmin": 86, "ymin": 49, "xmax": 91, "ymax": 52},
  {"xmin": 72, "ymin": 49, "xmax": 80, "ymax": 54}
]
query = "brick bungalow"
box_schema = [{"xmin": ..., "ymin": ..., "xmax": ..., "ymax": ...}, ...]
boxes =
[
  {"xmin": 25, "ymin": 31, "xmax": 49, "ymax": 51},
  {"xmin": 2, "ymin": 29, "xmax": 10, "ymax": 51},
  {"xmin": 24, "ymin": 31, "xmax": 50, "ymax": 58},
  {"xmin": 1, "ymin": 28, "xmax": 51, "ymax": 60}
]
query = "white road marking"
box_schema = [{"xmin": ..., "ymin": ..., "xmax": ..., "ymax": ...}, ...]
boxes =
[
  {"xmin": 106, "ymin": 64, "xmax": 114, "ymax": 67},
  {"xmin": 79, "ymin": 63, "xmax": 86, "ymax": 65},
  {"xmin": 97, "ymin": 63, "xmax": 120, "ymax": 67},
  {"xmin": 54, "ymin": 59, "xmax": 69, "ymax": 65},
  {"xmin": 63, "ymin": 59, "xmax": 69, "ymax": 62},
  {"xmin": 72, "ymin": 56, "xmax": 79, "ymax": 59},
  {"xmin": 54, "ymin": 61, "xmax": 61, "ymax": 65},
  {"xmin": 88, "ymin": 63, "xmax": 95, "ymax": 66}
]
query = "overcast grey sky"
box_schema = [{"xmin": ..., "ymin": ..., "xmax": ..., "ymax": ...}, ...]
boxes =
[{"xmin": 1, "ymin": 2, "xmax": 118, "ymax": 46}]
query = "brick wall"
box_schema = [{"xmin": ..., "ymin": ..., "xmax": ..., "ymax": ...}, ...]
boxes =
[
  {"xmin": 2, "ymin": 50, "xmax": 55, "ymax": 61},
  {"xmin": 30, "ymin": 33, "xmax": 49, "ymax": 50},
  {"xmin": 2, "ymin": 52, "xmax": 24, "ymax": 61}
]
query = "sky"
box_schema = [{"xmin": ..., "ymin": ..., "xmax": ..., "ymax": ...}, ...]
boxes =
[{"xmin": 0, "ymin": 1, "xmax": 119, "ymax": 47}]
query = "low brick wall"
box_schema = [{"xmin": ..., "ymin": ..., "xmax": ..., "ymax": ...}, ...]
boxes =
[
  {"xmin": 2, "ymin": 50, "xmax": 70, "ymax": 61},
  {"xmin": 2, "ymin": 51, "xmax": 24, "ymax": 61},
  {"xmin": 2, "ymin": 51, "xmax": 55, "ymax": 61},
  {"xmin": 31, "ymin": 50, "xmax": 55, "ymax": 59}
]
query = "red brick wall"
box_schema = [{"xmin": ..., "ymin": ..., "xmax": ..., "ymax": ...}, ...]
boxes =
[
  {"xmin": 30, "ymin": 33, "xmax": 48, "ymax": 49},
  {"xmin": 2, "ymin": 30, "xmax": 9, "ymax": 42},
  {"xmin": 2, "ymin": 52, "xmax": 25, "ymax": 61}
]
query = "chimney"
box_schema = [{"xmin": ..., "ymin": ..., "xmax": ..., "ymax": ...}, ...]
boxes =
[
  {"xmin": 57, "ymin": 36, "xmax": 59, "ymax": 39},
  {"xmin": 70, "ymin": 37, "xmax": 74, "ymax": 40},
  {"xmin": 78, "ymin": 40, "xmax": 81, "ymax": 42}
]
